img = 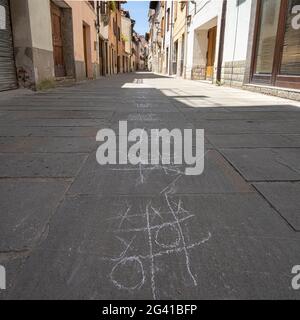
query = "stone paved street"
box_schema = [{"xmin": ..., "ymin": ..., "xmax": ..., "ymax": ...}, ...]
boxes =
[{"xmin": 1, "ymin": 72, "xmax": 300, "ymax": 299}]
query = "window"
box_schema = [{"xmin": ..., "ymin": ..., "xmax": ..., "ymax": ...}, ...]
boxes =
[
  {"xmin": 100, "ymin": 1, "xmax": 107, "ymax": 15},
  {"xmin": 88, "ymin": 1, "xmax": 95, "ymax": 9},
  {"xmin": 167, "ymin": 8, "xmax": 170, "ymax": 32},
  {"xmin": 254, "ymin": 0, "xmax": 281, "ymax": 74},
  {"xmin": 252, "ymin": 0, "xmax": 300, "ymax": 89},
  {"xmin": 280, "ymin": 0, "xmax": 300, "ymax": 75},
  {"xmin": 161, "ymin": 16, "xmax": 165, "ymax": 37},
  {"xmin": 113, "ymin": 18, "xmax": 116, "ymax": 36},
  {"xmin": 181, "ymin": 1, "xmax": 186, "ymax": 11},
  {"xmin": 166, "ymin": 47, "xmax": 169, "ymax": 73}
]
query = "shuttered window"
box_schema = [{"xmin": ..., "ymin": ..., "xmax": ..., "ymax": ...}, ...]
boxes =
[{"xmin": 0, "ymin": 0, "xmax": 17, "ymax": 91}]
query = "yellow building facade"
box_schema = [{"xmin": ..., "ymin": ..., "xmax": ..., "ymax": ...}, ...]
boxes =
[{"xmin": 172, "ymin": 1, "xmax": 187, "ymax": 76}]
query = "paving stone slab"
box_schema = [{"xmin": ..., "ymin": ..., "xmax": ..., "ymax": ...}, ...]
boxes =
[
  {"xmin": 178, "ymin": 107, "xmax": 230, "ymax": 113},
  {"xmin": 0, "ymin": 257, "xmax": 27, "ymax": 300},
  {"xmin": 111, "ymin": 111, "xmax": 186, "ymax": 122},
  {"xmin": 0, "ymin": 101, "xmax": 118, "ymax": 109},
  {"xmin": 254, "ymin": 182, "xmax": 300, "ymax": 231},
  {"xmin": 226, "ymin": 105, "xmax": 300, "ymax": 112},
  {"xmin": 2, "ymin": 110, "xmax": 114, "ymax": 120},
  {"xmin": 0, "ymin": 179, "xmax": 69, "ymax": 250},
  {"xmin": 207, "ymin": 134, "xmax": 300, "ymax": 148},
  {"xmin": 0, "ymin": 153, "xmax": 88, "ymax": 178},
  {"xmin": 0, "ymin": 106, "xmax": 117, "ymax": 111},
  {"xmin": 0, "ymin": 119, "xmax": 111, "ymax": 127},
  {"xmin": 68, "ymin": 150, "xmax": 252, "ymax": 195},
  {"xmin": 0, "ymin": 137, "xmax": 96, "ymax": 153},
  {"xmin": 0, "ymin": 126, "xmax": 100, "ymax": 137},
  {"xmin": 111, "ymin": 121, "xmax": 195, "ymax": 135},
  {"xmin": 190, "ymin": 120, "xmax": 300, "ymax": 134},
  {"xmin": 5, "ymin": 193, "xmax": 300, "ymax": 299},
  {"xmin": 38, "ymin": 193, "xmax": 296, "ymax": 252},
  {"xmin": 221, "ymin": 148, "xmax": 300, "ymax": 181},
  {"xmin": 186, "ymin": 111, "xmax": 300, "ymax": 121}
]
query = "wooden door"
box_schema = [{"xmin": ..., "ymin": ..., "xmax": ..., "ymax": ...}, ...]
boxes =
[
  {"xmin": 206, "ymin": 26, "xmax": 217, "ymax": 79},
  {"xmin": 83, "ymin": 25, "xmax": 88, "ymax": 77},
  {"xmin": 51, "ymin": 3, "xmax": 66, "ymax": 77}
]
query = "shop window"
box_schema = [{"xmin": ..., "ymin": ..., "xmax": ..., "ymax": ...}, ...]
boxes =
[
  {"xmin": 252, "ymin": 0, "xmax": 300, "ymax": 89},
  {"xmin": 280, "ymin": 0, "xmax": 300, "ymax": 75},
  {"xmin": 254, "ymin": 0, "xmax": 281, "ymax": 74}
]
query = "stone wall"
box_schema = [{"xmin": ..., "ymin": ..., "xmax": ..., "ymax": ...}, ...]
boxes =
[
  {"xmin": 191, "ymin": 65, "xmax": 206, "ymax": 80},
  {"xmin": 10, "ymin": 0, "xmax": 55, "ymax": 89},
  {"xmin": 221, "ymin": 60, "xmax": 246, "ymax": 87},
  {"xmin": 243, "ymin": 84, "xmax": 300, "ymax": 102}
]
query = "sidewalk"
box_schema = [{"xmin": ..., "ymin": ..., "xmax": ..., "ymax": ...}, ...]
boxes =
[{"xmin": 0, "ymin": 72, "xmax": 300, "ymax": 299}]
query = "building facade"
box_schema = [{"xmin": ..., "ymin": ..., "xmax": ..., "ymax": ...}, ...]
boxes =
[
  {"xmin": 66, "ymin": 0, "xmax": 100, "ymax": 80},
  {"xmin": 98, "ymin": 0, "xmax": 109, "ymax": 76},
  {"xmin": 148, "ymin": 1, "xmax": 164, "ymax": 73},
  {"xmin": 164, "ymin": 1, "xmax": 174, "ymax": 75},
  {"xmin": 148, "ymin": 0, "xmax": 300, "ymax": 100},
  {"xmin": 0, "ymin": 0, "xmax": 148, "ymax": 92},
  {"xmin": 121, "ymin": 10, "xmax": 132, "ymax": 73},
  {"xmin": 131, "ymin": 31, "xmax": 140, "ymax": 71},
  {"xmin": 220, "ymin": 0, "xmax": 300, "ymax": 97},
  {"xmin": 173, "ymin": 0, "xmax": 187, "ymax": 76},
  {"xmin": 186, "ymin": 0, "xmax": 223, "ymax": 81},
  {"xmin": 138, "ymin": 35, "xmax": 149, "ymax": 71},
  {"xmin": 7, "ymin": 0, "xmax": 100, "ymax": 90}
]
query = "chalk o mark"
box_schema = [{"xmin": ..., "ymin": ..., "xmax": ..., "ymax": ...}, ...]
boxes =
[
  {"xmin": 110, "ymin": 257, "xmax": 145, "ymax": 291},
  {"xmin": 155, "ymin": 223, "xmax": 180, "ymax": 249}
]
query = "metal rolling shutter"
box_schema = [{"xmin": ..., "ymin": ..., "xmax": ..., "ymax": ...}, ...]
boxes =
[{"xmin": 0, "ymin": 0, "xmax": 17, "ymax": 91}]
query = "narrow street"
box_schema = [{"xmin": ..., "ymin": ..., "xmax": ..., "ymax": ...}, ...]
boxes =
[{"xmin": 1, "ymin": 72, "xmax": 300, "ymax": 299}]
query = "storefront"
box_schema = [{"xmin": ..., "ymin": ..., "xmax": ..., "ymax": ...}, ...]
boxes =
[
  {"xmin": 0, "ymin": 0, "xmax": 17, "ymax": 91},
  {"xmin": 251, "ymin": 0, "xmax": 300, "ymax": 89}
]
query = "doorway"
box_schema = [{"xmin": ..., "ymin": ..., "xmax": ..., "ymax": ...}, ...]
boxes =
[
  {"xmin": 105, "ymin": 42, "xmax": 108, "ymax": 75},
  {"xmin": 117, "ymin": 55, "xmax": 120, "ymax": 73},
  {"xmin": 83, "ymin": 24, "xmax": 88, "ymax": 78},
  {"xmin": 166, "ymin": 47, "xmax": 169, "ymax": 74},
  {"xmin": 173, "ymin": 40, "xmax": 178, "ymax": 75},
  {"xmin": 99, "ymin": 38, "xmax": 105, "ymax": 76},
  {"xmin": 180, "ymin": 34, "xmax": 185, "ymax": 76},
  {"xmin": 51, "ymin": 2, "xmax": 66, "ymax": 77},
  {"xmin": 206, "ymin": 26, "xmax": 217, "ymax": 80}
]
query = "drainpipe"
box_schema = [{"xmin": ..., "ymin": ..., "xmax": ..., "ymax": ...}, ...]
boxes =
[
  {"xmin": 216, "ymin": 0, "xmax": 227, "ymax": 83},
  {"xmin": 169, "ymin": 1, "xmax": 174, "ymax": 75},
  {"xmin": 96, "ymin": 1, "xmax": 103, "ymax": 76},
  {"xmin": 163, "ymin": 3, "xmax": 167, "ymax": 73},
  {"xmin": 183, "ymin": 1, "xmax": 189, "ymax": 79},
  {"xmin": 116, "ymin": 10, "xmax": 119, "ymax": 73},
  {"xmin": 231, "ymin": 0, "xmax": 240, "ymax": 86}
]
